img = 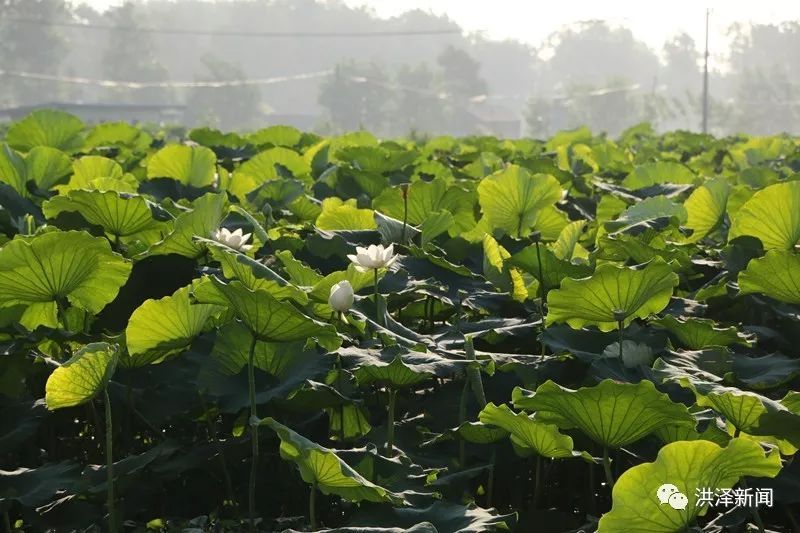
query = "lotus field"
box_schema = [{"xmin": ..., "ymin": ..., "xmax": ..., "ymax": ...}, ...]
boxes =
[{"xmin": 2, "ymin": 110, "xmax": 800, "ymax": 532}]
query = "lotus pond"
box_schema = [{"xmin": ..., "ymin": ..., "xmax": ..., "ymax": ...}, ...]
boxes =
[{"xmin": 1, "ymin": 111, "xmax": 800, "ymax": 532}]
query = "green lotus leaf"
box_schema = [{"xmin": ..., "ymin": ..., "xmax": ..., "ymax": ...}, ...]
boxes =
[
  {"xmin": 654, "ymin": 347, "xmax": 800, "ymax": 393},
  {"xmin": 353, "ymin": 356, "xmax": 434, "ymax": 388},
  {"xmin": 203, "ymin": 241, "xmax": 308, "ymax": 304},
  {"xmin": 545, "ymin": 258, "xmax": 679, "ymax": 331},
  {"xmin": 605, "ymin": 196, "xmax": 687, "ymax": 236},
  {"xmin": 738, "ymin": 167, "xmax": 780, "ymax": 189},
  {"xmin": 654, "ymin": 413, "xmax": 731, "ymax": 447},
  {"xmin": 0, "ymin": 145, "xmax": 72, "ymax": 196},
  {"xmin": 782, "ymin": 391, "xmax": 800, "ymax": 414},
  {"xmin": 730, "ymin": 135, "xmax": 796, "ymax": 168},
  {"xmin": 309, "ymin": 264, "xmax": 374, "ymax": 304},
  {"xmin": 650, "ymin": 315, "xmax": 752, "ymax": 350},
  {"xmin": 335, "ymin": 145, "xmax": 417, "ymax": 174},
  {"xmin": 478, "ymin": 403, "xmax": 585, "ymax": 459},
  {"xmin": 261, "ymin": 417, "xmax": 407, "ymax": 505},
  {"xmin": 372, "ymin": 178, "xmax": 475, "ymax": 234},
  {"xmin": 276, "ymin": 250, "xmax": 324, "ymax": 287},
  {"xmin": 285, "ymin": 524, "xmax": 437, "ymax": 533},
  {"xmin": 674, "ymin": 382, "xmax": 800, "ymax": 452},
  {"xmin": 0, "ymin": 231, "xmax": 131, "ymax": 330},
  {"xmin": 84, "ymin": 121, "xmax": 153, "ymax": 151},
  {"xmin": 509, "ymin": 242, "xmax": 592, "ymax": 294},
  {"xmin": 477, "ymin": 165, "xmax": 562, "ymax": 238},
  {"xmin": 512, "ymin": 379, "xmax": 694, "ymax": 448},
  {"xmin": 419, "ymin": 210, "xmax": 454, "ymax": 247},
  {"xmin": 597, "ymin": 439, "xmax": 782, "ymax": 533},
  {"xmin": 0, "ymin": 461, "xmax": 81, "ymax": 508},
  {"xmin": 25, "ymin": 146, "xmax": 73, "ymax": 191},
  {"xmin": 57, "ymin": 155, "xmax": 139, "ymax": 193},
  {"xmin": 247, "ymin": 125, "xmax": 302, "ymax": 148},
  {"xmin": 422, "ymin": 422, "xmax": 509, "ymax": 447},
  {"xmin": 237, "ymin": 146, "xmax": 311, "ymax": 183},
  {"xmin": 729, "ymin": 181, "xmax": 800, "ymax": 249},
  {"xmin": 551, "ymin": 220, "xmax": 588, "ymax": 261},
  {"xmin": 682, "ymin": 177, "xmax": 730, "ymax": 243},
  {"xmin": 6, "ymin": 109, "xmax": 84, "ymax": 152},
  {"xmin": 347, "ymin": 500, "xmax": 514, "ymax": 533},
  {"xmin": 210, "ymin": 321, "xmax": 326, "ymax": 383},
  {"xmin": 316, "ymin": 198, "xmax": 377, "ymax": 230},
  {"xmin": 192, "ymin": 276, "xmax": 340, "ymax": 350},
  {"xmin": 147, "ymin": 144, "xmax": 217, "ymax": 187},
  {"xmin": 145, "ymin": 192, "xmax": 226, "ymax": 258},
  {"xmin": 597, "ymin": 234, "xmax": 692, "ymax": 271},
  {"xmin": 124, "ymin": 286, "xmax": 222, "ymax": 367},
  {"xmin": 72, "ymin": 155, "xmax": 123, "ymax": 180},
  {"xmin": 621, "ymin": 161, "xmax": 696, "ymax": 190},
  {"xmin": 45, "ymin": 343, "xmax": 119, "ymax": 410},
  {"xmin": 43, "ymin": 190, "xmax": 162, "ymax": 238},
  {"xmin": 0, "ymin": 144, "xmax": 27, "ymax": 196},
  {"xmin": 326, "ymin": 403, "xmax": 373, "ymax": 441},
  {"xmin": 482, "ymin": 235, "xmax": 527, "ymax": 302},
  {"xmin": 738, "ymin": 250, "xmax": 800, "ymax": 304}
]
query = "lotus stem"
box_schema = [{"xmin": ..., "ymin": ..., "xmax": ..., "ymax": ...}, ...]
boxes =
[
  {"xmin": 309, "ymin": 481, "xmax": 317, "ymax": 529},
  {"xmin": 104, "ymin": 389, "xmax": 117, "ymax": 533},
  {"xmin": 533, "ymin": 455, "xmax": 543, "ymax": 508},
  {"xmin": 465, "ymin": 336, "xmax": 487, "ymax": 408},
  {"xmin": 534, "ymin": 239, "xmax": 547, "ymax": 359},
  {"xmin": 373, "ymin": 268, "xmax": 380, "ymax": 326},
  {"xmin": 602, "ymin": 446, "xmax": 615, "ymax": 489},
  {"xmin": 458, "ymin": 378, "xmax": 469, "ymax": 467},
  {"xmin": 3, "ymin": 510, "xmax": 11, "ymax": 533},
  {"xmin": 737, "ymin": 473, "xmax": 765, "ymax": 533},
  {"xmin": 588, "ymin": 459, "xmax": 596, "ymax": 515},
  {"xmin": 534, "ymin": 239, "xmax": 546, "ymax": 301},
  {"xmin": 486, "ymin": 449, "xmax": 496, "ymax": 507},
  {"xmin": 401, "ymin": 188, "xmax": 409, "ymax": 243},
  {"xmin": 247, "ymin": 333, "xmax": 259, "ymax": 533},
  {"xmin": 337, "ymin": 356, "xmax": 345, "ymax": 442},
  {"xmin": 616, "ymin": 317, "xmax": 625, "ymax": 360},
  {"xmin": 386, "ymin": 388, "xmax": 397, "ymax": 453}
]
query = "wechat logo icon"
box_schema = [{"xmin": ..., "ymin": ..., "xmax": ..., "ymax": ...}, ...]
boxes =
[{"xmin": 657, "ymin": 483, "xmax": 688, "ymax": 510}]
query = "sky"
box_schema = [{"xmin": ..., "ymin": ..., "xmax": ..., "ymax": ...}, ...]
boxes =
[{"xmin": 76, "ymin": 0, "xmax": 800, "ymax": 68}]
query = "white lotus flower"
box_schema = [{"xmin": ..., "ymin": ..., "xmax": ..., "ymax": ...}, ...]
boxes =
[
  {"xmin": 603, "ymin": 340, "xmax": 654, "ymax": 368},
  {"xmin": 347, "ymin": 244, "xmax": 398, "ymax": 273},
  {"xmin": 211, "ymin": 227, "xmax": 253, "ymax": 252},
  {"xmin": 329, "ymin": 280, "xmax": 354, "ymax": 312}
]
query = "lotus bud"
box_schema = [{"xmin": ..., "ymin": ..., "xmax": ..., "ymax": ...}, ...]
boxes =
[{"xmin": 329, "ymin": 280, "xmax": 354, "ymax": 312}]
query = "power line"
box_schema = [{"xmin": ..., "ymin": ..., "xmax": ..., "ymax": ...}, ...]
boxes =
[
  {"xmin": 3, "ymin": 17, "xmax": 462, "ymax": 38},
  {"xmin": 0, "ymin": 69, "xmax": 332, "ymax": 88}
]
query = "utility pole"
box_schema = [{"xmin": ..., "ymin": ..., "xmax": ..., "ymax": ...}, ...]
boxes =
[{"xmin": 702, "ymin": 8, "xmax": 710, "ymax": 133}]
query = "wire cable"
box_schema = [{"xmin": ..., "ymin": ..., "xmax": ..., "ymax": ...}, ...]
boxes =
[{"xmin": 2, "ymin": 17, "xmax": 462, "ymax": 38}]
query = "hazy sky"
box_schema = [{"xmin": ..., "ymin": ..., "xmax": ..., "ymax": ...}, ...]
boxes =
[{"xmin": 76, "ymin": 0, "xmax": 800, "ymax": 67}]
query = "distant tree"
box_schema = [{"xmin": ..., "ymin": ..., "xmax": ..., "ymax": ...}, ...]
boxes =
[
  {"xmin": 662, "ymin": 33, "xmax": 700, "ymax": 96},
  {"xmin": 541, "ymin": 21, "xmax": 660, "ymax": 90},
  {"xmin": 725, "ymin": 23, "xmax": 800, "ymax": 134},
  {"xmin": 185, "ymin": 55, "xmax": 264, "ymax": 131},
  {"xmin": 0, "ymin": 0, "xmax": 70, "ymax": 106},
  {"xmin": 394, "ymin": 63, "xmax": 445, "ymax": 135},
  {"xmin": 435, "ymin": 46, "xmax": 489, "ymax": 133},
  {"xmin": 436, "ymin": 46, "xmax": 487, "ymax": 104},
  {"xmin": 525, "ymin": 21, "xmax": 663, "ymax": 136},
  {"xmin": 318, "ymin": 61, "xmax": 393, "ymax": 133},
  {"xmin": 101, "ymin": 2, "xmax": 172, "ymax": 105}
]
